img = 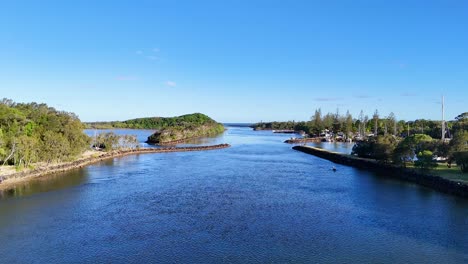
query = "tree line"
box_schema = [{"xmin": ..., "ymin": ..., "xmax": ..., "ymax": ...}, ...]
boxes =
[
  {"xmin": 352, "ymin": 130, "xmax": 467, "ymax": 172},
  {"xmin": 253, "ymin": 109, "xmax": 467, "ymax": 172},
  {"xmin": 85, "ymin": 113, "xmax": 219, "ymax": 129},
  {"xmin": 0, "ymin": 99, "xmax": 141, "ymax": 169},
  {"xmin": 253, "ymin": 108, "xmax": 462, "ymax": 139},
  {"xmin": 351, "ymin": 114, "xmax": 467, "ymax": 172},
  {"xmin": 0, "ymin": 99, "xmax": 90, "ymax": 167}
]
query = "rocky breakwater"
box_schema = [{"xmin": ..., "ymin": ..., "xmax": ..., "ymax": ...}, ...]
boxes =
[{"xmin": 293, "ymin": 145, "xmax": 468, "ymax": 198}]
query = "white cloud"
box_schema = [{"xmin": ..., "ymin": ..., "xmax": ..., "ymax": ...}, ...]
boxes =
[{"xmin": 166, "ymin": 81, "xmax": 176, "ymax": 87}]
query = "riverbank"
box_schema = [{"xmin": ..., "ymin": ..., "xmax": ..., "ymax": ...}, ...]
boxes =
[
  {"xmin": 293, "ymin": 145, "xmax": 468, "ymax": 198},
  {"xmin": 0, "ymin": 144, "xmax": 230, "ymax": 191}
]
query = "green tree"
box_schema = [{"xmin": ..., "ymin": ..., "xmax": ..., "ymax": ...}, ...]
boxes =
[
  {"xmin": 332, "ymin": 108, "xmax": 342, "ymax": 133},
  {"xmin": 311, "ymin": 108, "xmax": 323, "ymax": 136},
  {"xmin": 448, "ymin": 130, "xmax": 468, "ymax": 171},
  {"xmin": 414, "ymin": 150, "xmax": 438, "ymax": 170},
  {"xmin": 15, "ymin": 135, "xmax": 39, "ymax": 167},
  {"xmin": 449, "ymin": 130, "xmax": 468, "ymax": 153},
  {"xmin": 352, "ymin": 135, "xmax": 397, "ymax": 162},
  {"xmin": 387, "ymin": 112, "xmax": 397, "ymax": 136},
  {"xmin": 322, "ymin": 113, "xmax": 334, "ymax": 131},
  {"xmin": 392, "ymin": 134, "xmax": 433, "ymax": 165},
  {"xmin": 452, "ymin": 151, "xmax": 468, "ymax": 173},
  {"xmin": 453, "ymin": 112, "xmax": 467, "ymax": 133},
  {"xmin": 96, "ymin": 132, "xmax": 120, "ymax": 151},
  {"xmin": 0, "ymin": 99, "xmax": 91, "ymax": 166}
]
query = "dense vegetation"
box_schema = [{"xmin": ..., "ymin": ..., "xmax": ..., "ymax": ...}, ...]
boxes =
[
  {"xmin": 253, "ymin": 108, "xmax": 458, "ymax": 139},
  {"xmin": 147, "ymin": 123, "xmax": 225, "ymax": 144},
  {"xmin": 85, "ymin": 113, "xmax": 219, "ymax": 129},
  {"xmin": 146, "ymin": 114, "xmax": 225, "ymax": 144},
  {"xmin": 86, "ymin": 112, "xmax": 225, "ymax": 144},
  {"xmin": 252, "ymin": 108, "xmax": 467, "ymax": 172},
  {"xmin": 351, "ymin": 115, "xmax": 467, "ymax": 172},
  {"xmin": 92, "ymin": 132, "xmax": 139, "ymax": 151},
  {"xmin": 0, "ymin": 99, "xmax": 90, "ymax": 167}
]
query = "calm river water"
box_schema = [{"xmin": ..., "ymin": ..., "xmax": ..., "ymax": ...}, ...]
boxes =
[{"xmin": 0, "ymin": 127, "xmax": 467, "ymax": 263}]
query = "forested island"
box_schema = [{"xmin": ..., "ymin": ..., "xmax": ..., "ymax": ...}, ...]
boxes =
[
  {"xmin": 85, "ymin": 113, "xmax": 222, "ymax": 130},
  {"xmin": 86, "ymin": 113, "xmax": 225, "ymax": 144},
  {"xmin": 145, "ymin": 113, "xmax": 225, "ymax": 144}
]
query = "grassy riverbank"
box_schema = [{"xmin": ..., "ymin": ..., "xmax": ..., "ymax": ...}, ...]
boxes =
[
  {"xmin": 405, "ymin": 164, "xmax": 468, "ymax": 184},
  {"xmin": 0, "ymin": 144, "xmax": 230, "ymax": 191},
  {"xmin": 293, "ymin": 145, "xmax": 468, "ymax": 198}
]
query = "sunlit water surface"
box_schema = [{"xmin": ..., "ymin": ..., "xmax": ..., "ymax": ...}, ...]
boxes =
[{"xmin": 0, "ymin": 127, "xmax": 467, "ymax": 263}]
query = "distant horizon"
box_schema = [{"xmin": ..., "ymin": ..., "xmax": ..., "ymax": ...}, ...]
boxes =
[
  {"xmin": 1, "ymin": 1, "xmax": 466, "ymax": 123},
  {"xmin": 79, "ymin": 107, "xmax": 458, "ymax": 124},
  {"xmin": 1, "ymin": 96, "xmax": 463, "ymax": 124}
]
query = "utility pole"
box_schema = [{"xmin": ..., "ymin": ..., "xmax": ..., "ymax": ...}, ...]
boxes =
[
  {"xmin": 384, "ymin": 121, "xmax": 387, "ymax": 136},
  {"xmin": 441, "ymin": 95, "xmax": 445, "ymax": 141}
]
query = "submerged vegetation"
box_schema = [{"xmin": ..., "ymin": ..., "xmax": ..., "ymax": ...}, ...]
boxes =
[{"xmin": 0, "ymin": 99, "xmax": 90, "ymax": 167}]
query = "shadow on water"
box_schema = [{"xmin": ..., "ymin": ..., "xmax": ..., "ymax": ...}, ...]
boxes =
[
  {"xmin": 0, "ymin": 169, "xmax": 90, "ymax": 199},
  {"xmin": 0, "ymin": 159, "xmax": 119, "ymax": 199}
]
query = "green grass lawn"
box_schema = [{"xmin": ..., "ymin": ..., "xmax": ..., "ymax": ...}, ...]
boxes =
[{"xmin": 406, "ymin": 163, "xmax": 468, "ymax": 184}]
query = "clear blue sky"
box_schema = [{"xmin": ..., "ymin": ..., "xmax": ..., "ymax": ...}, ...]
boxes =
[{"xmin": 0, "ymin": 1, "xmax": 466, "ymax": 122}]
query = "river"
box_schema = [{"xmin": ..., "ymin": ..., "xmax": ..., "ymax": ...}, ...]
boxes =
[{"xmin": 0, "ymin": 127, "xmax": 467, "ymax": 263}]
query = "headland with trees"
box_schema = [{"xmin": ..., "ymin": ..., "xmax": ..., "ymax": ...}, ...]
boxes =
[{"xmin": 0, "ymin": 99, "xmax": 229, "ymax": 189}]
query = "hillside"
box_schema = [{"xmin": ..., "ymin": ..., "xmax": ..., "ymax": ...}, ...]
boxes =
[
  {"xmin": 85, "ymin": 113, "xmax": 220, "ymax": 130},
  {"xmin": 145, "ymin": 113, "xmax": 225, "ymax": 144}
]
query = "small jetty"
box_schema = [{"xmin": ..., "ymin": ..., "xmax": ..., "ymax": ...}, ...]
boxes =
[
  {"xmin": 273, "ymin": 130, "xmax": 296, "ymax": 134},
  {"xmin": 284, "ymin": 137, "xmax": 322, "ymax": 144}
]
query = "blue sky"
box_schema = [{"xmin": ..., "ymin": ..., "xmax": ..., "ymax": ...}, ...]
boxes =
[{"xmin": 0, "ymin": 1, "xmax": 466, "ymax": 122}]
